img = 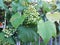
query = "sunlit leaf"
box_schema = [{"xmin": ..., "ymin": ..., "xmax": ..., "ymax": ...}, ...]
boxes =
[
  {"xmin": 46, "ymin": 12, "xmax": 60, "ymax": 23},
  {"xmin": 10, "ymin": 13, "xmax": 27, "ymax": 28},
  {"xmin": 37, "ymin": 20, "xmax": 56, "ymax": 43}
]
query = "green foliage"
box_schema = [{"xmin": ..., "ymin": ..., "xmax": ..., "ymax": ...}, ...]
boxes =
[
  {"xmin": 46, "ymin": 12, "xmax": 60, "ymax": 23},
  {"xmin": 23, "ymin": 5, "xmax": 40, "ymax": 25},
  {"xmin": 42, "ymin": 2, "xmax": 51, "ymax": 13},
  {"xmin": 2, "ymin": 28, "xmax": 16, "ymax": 37},
  {"xmin": 18, "ymin": 26, "xmax": 39, "ymax": 42},
  {"xmin": 0, "ymin": 0, "xmax": 5, "ymax": 9},
  {"xmin": 0, "ymin": 0, "xmax": 60, "ymax": 45},
  {"xmin": 37, "ymin": 20, "xmax": 56, "ymax": 43},
  {"xmin": 11, "ymin": 1, "xmax": 17, "ymax": 12},
  {"xmin": 11, "ymin": 0, "xmax": 29, "ymax": 11},
  {"xmin": 10, "ymin": 13, "xmax": 27, "ymax": 28},
  {"xmin": 0, "ymin": 32, "xmax": 15, "ymax": 45}
]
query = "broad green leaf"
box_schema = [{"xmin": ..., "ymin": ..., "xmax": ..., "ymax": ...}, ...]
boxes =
[
  {"xmin": 46, "ymin": 12, "xmax": 60, "ymax": 23},
  {"xmin": 0, "ymin": 0, "xmax": 5, "ymax": 9},
  {"xmin": 18, "ymin": 26, "xmax": 38, "ymax": 42},
  {"xmin": 37, "ymin": 20, "xmax": 56, "ymax": 43},
  {"xmin": 10, "ymin": 13, "xmax": 27, "ymax": 28}
]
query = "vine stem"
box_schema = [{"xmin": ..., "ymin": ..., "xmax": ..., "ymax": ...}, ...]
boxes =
[{"xmin": 3, "ymin": 11, "xmax": 6, "ymax": 29}]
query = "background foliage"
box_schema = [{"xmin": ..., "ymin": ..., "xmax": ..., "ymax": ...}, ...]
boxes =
[{"xmin": 0, "ymin": 0, "xmax": 60, "ymax": 45}]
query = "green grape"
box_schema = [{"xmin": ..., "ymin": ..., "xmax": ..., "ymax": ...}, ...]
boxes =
[
  {"xmin": 5, "ymin": 34, "xmax": 9, "ymax": 38},
  {"xmin": 23, "ymin": 5, "xmax": 40, "ymax": 25},
  {"xmin": 2, "ymin": 28, "xmax": 16, "ymax": 38}
]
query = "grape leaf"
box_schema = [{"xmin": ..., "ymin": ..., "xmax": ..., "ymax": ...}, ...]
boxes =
[
  {"xmin": 37, "ymin": 20, "xmax": 56, "ymax": 43},
  {"xmin": 46, "ymin": 12, "xmax": 60, "ymax": 23},
  {"xmin": 10, "ymin": 13, "xmax": 27, "ymax": 28},
  {"xmin": 18, "ymin": 26, "xmax": 38, "ymax": 42}
]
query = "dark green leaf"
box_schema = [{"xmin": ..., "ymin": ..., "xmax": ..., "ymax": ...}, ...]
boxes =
[
  {"xmin": 0, "ymin": 32, "xmax": 15, "ymax": 44},
  {"xmin": 18, "ymin": 26, "xmax": 38, "ymax": 42}
]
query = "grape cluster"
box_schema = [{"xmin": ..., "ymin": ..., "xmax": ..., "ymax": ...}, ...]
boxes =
[
  {"xmin": 23, "ymin": 5, "xmax": 40, "ymax": 25},
  {"xmin": 2, "ymin": 27, "xmax": 16, "ymax": 38}
]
